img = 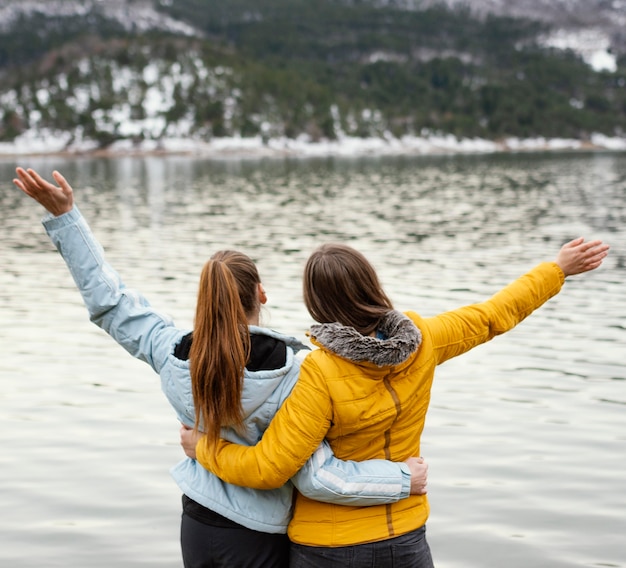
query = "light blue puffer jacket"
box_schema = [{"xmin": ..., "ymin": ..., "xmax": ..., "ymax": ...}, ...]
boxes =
[{"xmin": 43, "ymin": 207, "xmax": 411, "ymax": 534}]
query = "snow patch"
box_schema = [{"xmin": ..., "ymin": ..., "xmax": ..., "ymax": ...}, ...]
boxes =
[
  {"xmin": 541, "ymin": 28, "xmax": 617, "ymax": 72},
  {"xmin": 0, "ymin": 0, "xmax": 201, "ymax": 37},
  {"xmin": 1, "ymin": 128, "xmax": 623, "ymax": 158}
]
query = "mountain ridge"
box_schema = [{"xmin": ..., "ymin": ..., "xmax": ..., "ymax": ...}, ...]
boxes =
[{"xmin": 0, "ymin": 0, "xmax": 624, "ymax": 155}]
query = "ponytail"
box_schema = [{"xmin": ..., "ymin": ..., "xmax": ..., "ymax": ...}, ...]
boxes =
[{"xmin": 190, "ymin": 258, "xmax": 251, "ymax": 445}]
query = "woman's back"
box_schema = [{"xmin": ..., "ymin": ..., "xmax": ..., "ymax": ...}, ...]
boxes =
[
  {"xmin": 170, "ymin": 326, "xmax": 307, "ymax": 534},
  {"xmin": 288, "ymin": 261, "xmax": 567, "ymax": 545},
  {"xmin": 288, "ymin": 310, "xmax": 431, "ymax": 546},
  {"xmin": 306, "ymin": 311, "xmax": 429, "ymax": 462}
]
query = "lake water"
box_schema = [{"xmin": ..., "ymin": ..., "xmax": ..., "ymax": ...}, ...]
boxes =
[{"xmin": 0, "ymin": 151, "xmax": 624, "ymax": 568}]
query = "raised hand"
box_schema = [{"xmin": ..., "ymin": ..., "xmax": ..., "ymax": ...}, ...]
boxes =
[
  {"xmin": 555, "ymin": 237, "xmax": 610, "ymax": 277},
  {"xmin": 13, "ymin": 167, "xmax": 74, "ymax": 216}
]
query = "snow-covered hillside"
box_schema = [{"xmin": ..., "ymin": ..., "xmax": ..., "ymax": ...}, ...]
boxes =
[
  {"xmin": 0, "ymin": 0, "xmax": 201, "ymax": 36},
  {"xmin": 0, "ymin": 0, "xmax": 623, "ymax": 157},
  {"xmin": 0, "ymin": 0, "xmax": 624, "ymax": 68},
  {"xmin": 422, "ymin": 0, "xmax": 626, "ymax": 71}
]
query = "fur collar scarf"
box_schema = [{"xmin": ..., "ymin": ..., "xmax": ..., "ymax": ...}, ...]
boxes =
[{"xmin": 309, "ymin": 310, "xmax": 422, "ymax": 367}]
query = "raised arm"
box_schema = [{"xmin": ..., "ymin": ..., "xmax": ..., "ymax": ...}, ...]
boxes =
[
  {"xmin": 13, "ymin": 168, "xmax": 185, "ymax": 381},
  {"xmin": 425, "ymin": 238, "xmax": 609, "ymax": 365}
]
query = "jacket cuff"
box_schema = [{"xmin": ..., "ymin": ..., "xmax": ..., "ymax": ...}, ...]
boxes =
[
  {"xmin": 42, "ymin": 206, "xmax": 82, "ymax": 230},
  {"xmin": 546, "ymin": 261, "xmax": 566, "ymax": 284},
  {"xmin": 398, "ymin": 461, "xmax": 412, "ymax": 499}
]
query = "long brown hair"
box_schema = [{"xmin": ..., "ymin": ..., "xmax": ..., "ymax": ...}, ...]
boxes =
[
  {"xmin": 190, "ymin": 250, "xmax": 261, "ymax": 444},
  {"xmin": 303, "ymin": 243, "xmax": 393, "ymax": 336}
]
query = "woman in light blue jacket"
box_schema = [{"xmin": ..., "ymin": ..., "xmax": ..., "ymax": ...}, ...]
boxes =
[{"xmin": 14, "ymin": 167, "xmax": 427, "ymax": 568}]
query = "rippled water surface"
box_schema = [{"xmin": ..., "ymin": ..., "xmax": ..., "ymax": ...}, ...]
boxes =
[{"xmin": 0, "ymin": 152, "xmax": 624, "ymax": 567}]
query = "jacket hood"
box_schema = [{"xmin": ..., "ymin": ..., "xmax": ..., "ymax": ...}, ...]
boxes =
[
  {"xmin": 236, "ymin": 326, "xmax": 307, "ymax": 418},
  {"xmin": 309, "ymin": 310, "xmax": 421, "ymax": 367}
]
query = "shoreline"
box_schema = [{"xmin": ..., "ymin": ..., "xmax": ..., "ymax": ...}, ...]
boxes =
[{"xmin": 1, "ymin": 132, "xmax": 625, "ymax": 160}]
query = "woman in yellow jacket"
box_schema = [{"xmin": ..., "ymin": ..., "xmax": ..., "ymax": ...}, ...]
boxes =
[{"xmin": 183, "ymin": 238, "xmax": 609, "ymax": 567}]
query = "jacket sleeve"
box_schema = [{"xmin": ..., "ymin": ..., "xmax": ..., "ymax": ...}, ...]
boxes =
[
  {"xmin": 291, "ymin": 440, "xmax": 411, "ymax": 505},
  {"xmin": 424, "ymin": 262, "xmax": 565, "ymax": 365},
  {"xmin": 196, "ymin": 357, "xmax": 333, "ymax": 489},
  {"xmin": 43, "ymin": 207, "xmax": 182, "ymax": 374}
]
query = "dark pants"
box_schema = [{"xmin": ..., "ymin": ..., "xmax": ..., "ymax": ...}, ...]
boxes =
[
  {"xmin": 180, "ymin": 495, "xmax": 290, "ymax": 568},
  {"xmin": 289, "ymin": 525, "xmax": 434, "ymax": 568}
]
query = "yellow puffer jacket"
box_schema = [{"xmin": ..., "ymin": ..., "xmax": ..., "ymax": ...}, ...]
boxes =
[{"xmin": 197, "ymin": 262, "xmax": 565, "ymax": 546}]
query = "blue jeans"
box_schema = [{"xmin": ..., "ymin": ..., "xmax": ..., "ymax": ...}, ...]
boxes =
[{"xmin": 289, "ymin": 525, "xmax": 434, "ymax": 568}]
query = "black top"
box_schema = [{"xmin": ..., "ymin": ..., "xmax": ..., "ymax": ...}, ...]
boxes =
[{"xmin": 174, "ymin": 332, "xmax": 287, "ymax": 371}]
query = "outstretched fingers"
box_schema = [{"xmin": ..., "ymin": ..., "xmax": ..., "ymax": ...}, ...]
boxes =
[
  {"xmin": 25, "ymin": 168, "xmax": 52, "ymax": 188},
  {"xmin": 13, "ymin": 167, "xmax": 75, "ymax": 216},
  {"xmin": 584, "ymin": 243, "xmax": 610, "ymax": 270},
  {"xmin": 14, "ymin": 167, "xmax": 52, "ymax": 194},
  {"xmin": 52, "ymin": 170, "xmax": 72, "ymax": 191},
  {"xmin": 13, "ymin": 167, "xmax": 37, "ymax": 197},
  {"xmin": 556, "ymin": 237, "xmax": 610, "ymax": 276}
]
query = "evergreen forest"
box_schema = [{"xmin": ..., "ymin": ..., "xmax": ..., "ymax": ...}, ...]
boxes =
[{"xmin": 0, "ymin": 0, "xmax": 624, "ymax": 146}]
